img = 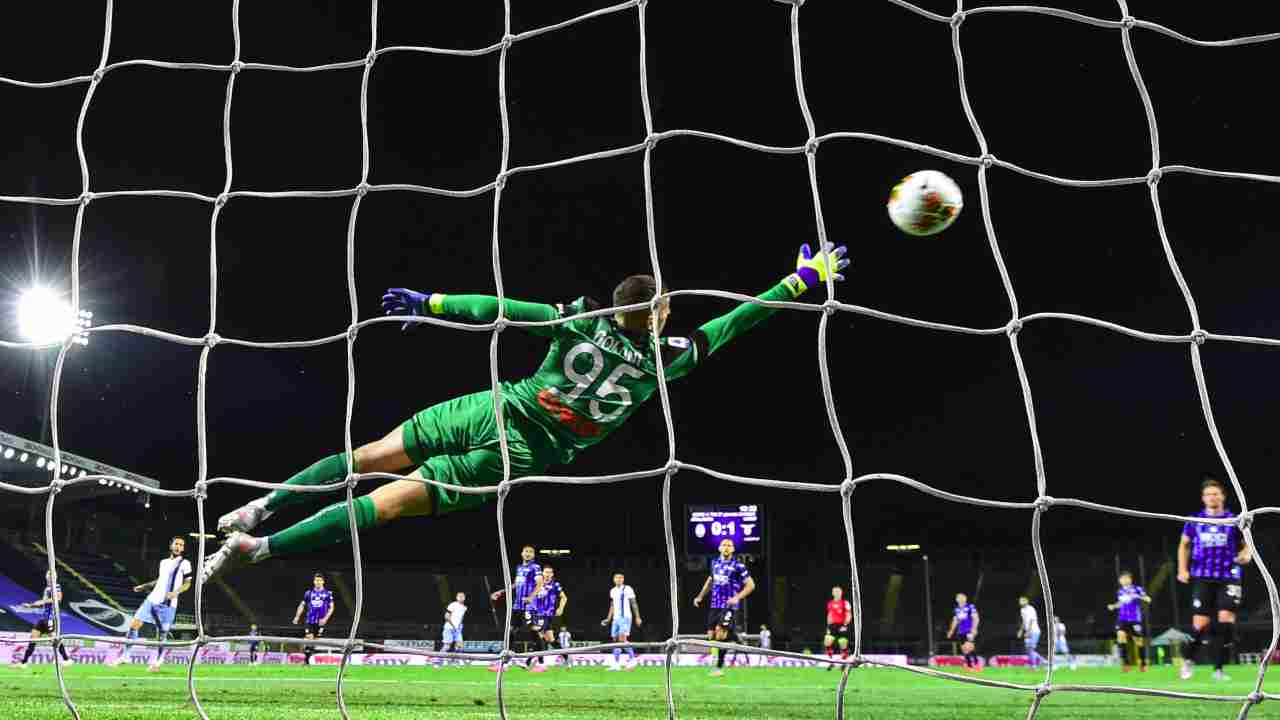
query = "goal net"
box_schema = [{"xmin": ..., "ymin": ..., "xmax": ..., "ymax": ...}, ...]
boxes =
[{"xmin": 1, "ymin": 1, "xmax": 1279, "ymax": 719}]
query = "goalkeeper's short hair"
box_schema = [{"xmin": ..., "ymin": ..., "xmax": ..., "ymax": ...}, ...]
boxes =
[{"xmin": 613, "ymin": 274, "xmax": 661, "ymax": 308}]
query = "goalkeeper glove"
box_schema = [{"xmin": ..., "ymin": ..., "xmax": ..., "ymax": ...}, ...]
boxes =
[
  {"xmin": 785, "ymin": 241, "xmax": 849, "ymax": 296},
  {"xmin": 381, "ymin": 288, "xmax": 443, "ymax": 330}
]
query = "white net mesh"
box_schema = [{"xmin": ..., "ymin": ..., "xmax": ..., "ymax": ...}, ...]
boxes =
[{"xmin": 2, "ymin": 0, "xmax": 1280, "ymax": 718}]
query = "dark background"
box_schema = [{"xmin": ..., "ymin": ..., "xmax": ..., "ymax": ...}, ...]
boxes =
[{"xmin": 1, "ymin": 0, "xmax": 1278, "ymax": 625}]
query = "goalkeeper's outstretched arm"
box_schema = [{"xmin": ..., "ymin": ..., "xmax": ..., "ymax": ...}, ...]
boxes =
[
  {"xmin": 682, "ymin": 242, "xmax": 849, "ymax": 369},
  {"xmin": 382, "ymin": 288, "xmax": 560, "ymax": 335}
]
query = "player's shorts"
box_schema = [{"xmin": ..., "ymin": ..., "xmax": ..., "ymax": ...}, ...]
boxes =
[
  {"xmin": 611, "ymin": 617, "xmax": 633, "ymax": 638},
  {"xmin": 526, "ymin": 614, "xmax": 551, "ymax": 633},
  {"xmin": 1114, "ymin": 621, "xmax": 1143, "ymax": 637},
  {"xmin": 401, "ymin": 390, "xmax": 555, "ymax": 515},
  {"xmin": 304, "ymin": 624, "xmax": 326, "ymax": 638},
  {"xmin": 442, "ymin": 625, "xmax": 463, "ymax": 644},
  {"xmin": 1054, "ymin": 639, "xmax": 1070, "ymax": 655},
  {"xmin": 1024, "ymin": 629, "xmax": 1041, "ymax": 648},
  {"xmin": 707, "ymin": 607, "xmax": 737, "ymax": 631},
  {"xmin": 34, "ymin": 619, "xmax": 54, "ymax": 634},
  {"xmin": 134, "ymin": 599, "xmax": 177, "ymax": 631},
  {"xmin": 1190, "ymin": 579, "xmax": 1243, "ymax": 614},
  {"xmin": 825, "ymin": 624, "xmax": 849, "ymax": 640}
]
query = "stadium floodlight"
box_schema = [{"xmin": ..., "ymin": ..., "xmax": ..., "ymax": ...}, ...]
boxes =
[
  {"xmin": 1, "ymin": 448, "xmax": 10, "ymax": 459},
  {"xmin": 19, "ymin": 453, "xmax": 28, "ymax": 462},
  {"xmin": 16, "ymin": 286, "xmax": 92, "ymax": 345},
  {"xmin": 886, "ymin": 544, "xmax": 922, "ymax": 552},
  {"xmin": 35, "ymin": 457, "xmax": 46, "ymax": 469}
]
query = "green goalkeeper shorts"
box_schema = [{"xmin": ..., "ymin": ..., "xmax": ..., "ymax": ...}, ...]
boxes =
[{"xmin": 400, "ymin": 389, "xmax": 550, "ymax": 515}]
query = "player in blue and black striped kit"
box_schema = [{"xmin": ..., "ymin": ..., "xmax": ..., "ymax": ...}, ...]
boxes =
[
  {"xmin": 694, "ymin": 538, "xmax": 754, "ymax": 677},
  {"xmin": 1178, "ymin": 476, "xmax": 1251, "ymax": 681},
  {"xmin": 1107, "ymin": 570, "xmax": 1150, "ymax": 672},
  {"xmin": 10, "ymin": 572, "xmax": 72, "ymax": 668},
  {"xmin": 294, "ymin": 573, "xmax": 334, "ymax": 666}
]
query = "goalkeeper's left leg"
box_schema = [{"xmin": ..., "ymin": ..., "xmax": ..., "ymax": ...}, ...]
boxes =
[{"xmin": 205, "ymin": 391, "xmax": 543, "ymax": 577}]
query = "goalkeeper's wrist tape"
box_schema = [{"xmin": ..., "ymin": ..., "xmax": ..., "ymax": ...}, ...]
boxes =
[
  {"xmin": 782, "ymin": 273, "xmax": 809, "ymax": 297},
  {"xmin": 428, "ymin": 293, "xmax": 447, "ymax": 315}
]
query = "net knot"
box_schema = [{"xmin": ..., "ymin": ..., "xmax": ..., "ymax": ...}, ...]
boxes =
[
  {"xmin": 1248, "ymin": 691, "xmax": 1264, "ymax": 705},
  {"xmin": 497, "ymin": 478, "xmax": 512, "ymax": 499},
  {"xmin": 346, "ymin": 324, "xmax": 359, "ymax": 342},
  {"xmin": 644, "ymin": 133, "xmax": 660, "ymax": 151},
  {"xmin": 805, "ymin": 137, "xmax": 821, "ymax": 156},
  {"xmin": 663, "ymin": 638, "xmax": 680, "ymax": 653},
  {"xmin": 1006, "ymin": 318, "xmax": 1023, "ymax": 336},
  {"xmin": 230, "ymin": 60, "xmax": 244, "ymax": 74},
  {"xmin": 979, "ymin": 153, "xmax": 995, "ymax": 169},
  {"xmin": 950, "ymin": 10, "xmax": 966, "ymax": 29},
  {"xmin": 204, "ymin": 332, "xmax": 221, "ymax": 348},
  {"xmin": 1236, "ymin": 511, "xmax": 1255, "ymax": 532},
  {"xmin": 49, "ymin": 478, "xmax": 65, "ymax": 495},
  {"xmin": 1146, "ymin": 168, "xmax": 1162, "ymax": 186},
  {"xmin": 92, "ymin": 68, "xmax": 104, "ymax": 84},
  {"xmin": 1035, "ymin": 683, "xmax": 1052, "ymax": 699},
  {"xmin": 493, "ymin": 316, "xmax": 509, "ymax": 333},
  {"xmin": 365, "ymin": 50, "xmax": 377, "ymax": 67},
  {"xmin": 1191, "ymin": 329, "xmax": 1207, "ymax": 345},
  {"xmin": 1121, "ymin": 15, "xmax": 1136, "ymax": 30},
  {"xmin": 1034, "ymin": 496, "xmax": 1054, "ymax": 512},
  {"xmin": 495, "ymin": 172, "xmax": 510, "ymax": 190},
  {"xmin": 664, "ymin": 459, "xmax": 682, "ymax": 475},
  {"xmin": 840, "ymin": 478, "xmax": 855, "ymax": 498},
  {"xmin": 79, "ymin": 191, "xmax": 95, "ymax": 206},
  {"xmin": 822, "ymin": 299, "xmax": 839, "ymax": 315},
  {"xmin": 215, "ymin": 193, "xmax": 229, "ymax": 208},
  {"xmin": 357, "ymin": 182, "xmax": 371, "ymax": 197},
  {"xmin": 501, "ymin": 34, "xmax": 516, "ymax": 51},
  {"xmin": 498, "ymin": 648, "xmax": 515, "ymax": 664},
  {"xmin": 194, "ymin": 480, "xmax": 208, "ymax": 500}
]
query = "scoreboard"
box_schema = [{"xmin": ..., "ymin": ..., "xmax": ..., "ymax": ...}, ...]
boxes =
[{"xmin": 685, "ymin": 504, "xmax": 764, "ymax": 556}]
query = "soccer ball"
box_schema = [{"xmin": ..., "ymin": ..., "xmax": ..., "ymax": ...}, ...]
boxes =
[{"xmin": 886, "ymin": 170, "xmax": 963, "ymax": 236}]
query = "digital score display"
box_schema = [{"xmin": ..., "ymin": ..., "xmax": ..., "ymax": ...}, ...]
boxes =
[{"xmin": 686, "ymin": 504, "xmax": 764, "ymax": 555}]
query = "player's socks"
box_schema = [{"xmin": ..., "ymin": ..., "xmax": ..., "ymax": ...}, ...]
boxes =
[
  {"xmin": 267, "ymin": 496, "xmax": 378, "ymax": 557},
  {"xmin": 826, "ymin": 645, "xmax": 834, "ymax": 659},
  {"xmin": 1188, "ymin": 626, "xmax": 1206, "ymax": 664},
  {"xmin": 841, "ymin": 646, "xmax": 850, "ymax": 661},
  {"xmin": 716, "ymin": 648, "xmax": 726, "ymax": 668},
  {"xmin": 262, "ymin": 452, "xmax": 356, "ymax": 513},
  {"xmin": 1216, "ymin": 623, "xmax": 1234, "ymax": 671},
  {"xmin": 612, "ymin": 648, "xmax": 622, "ymax": 665},
  {"xmin": 625, "ymin": 646, "xmax": 636, "ymax": 661},
  {"xmin": 20, "ymin": 643, "xmax": 35, "ymax": 664},
  {"xmin": 154, "ymin": 631, "xmax": 169, "ymax": 664},
  {"xmin": 56, "ymin": 643, "xmax": 70, "ymax": 662}
]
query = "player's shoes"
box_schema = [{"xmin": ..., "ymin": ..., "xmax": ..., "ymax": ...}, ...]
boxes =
[
  {"xmin": 9, "ymin": 662, "xmax": 29, "ymax": 669},
  {"xmin": 106, "ymin": 655, "xmax": 124, "ymax": 668},
  {"xmin": 709, "ymin": 669, "xmax": 724, "ymax": 678},
  {"xmin": 60, "ymin": 658, "xmax": 75, "ymax": 667},
  {"xmin": 487, "ymin": 661, "xmax": 502, "ymax": 672},
  {"xmin": 529, "ymin": 663, "xmax": 548, "ymax": 673},
  {"xmin": 217, "ymin": 502, "xmax": 272, "ymax": 535},
  {"xmin": 624, "ymin": 660, "xmax": 637, "ymax": 671},
  {"xmin": 202, "ymin": 532, "xmax": 267, "ymax": 583},
  {"xmin": 147, "ymin": 661, "xmax": 161, "ymax": 672},
  {"xmin": 1213, "ymin": 669, "xmax": 1231, "ymax": 681},
  {"xmin": 606, "ymin": 663, "xmax": 620, "ymax": 672},
  {"xmin": 1139, "ymin": 665, "xmax": 1148, "ymax": 673},
  {"xmin": 1180, "ymin": 660, "xmax": 1194, "ymax": 680},
  {"xmin": 1122, "ymin": 665, "xmax": 1132, "ymax": 673}
]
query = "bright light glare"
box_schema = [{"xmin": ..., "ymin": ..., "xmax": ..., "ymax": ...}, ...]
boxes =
[
  {"xmin": 2, "ymin": 448, "xmax": 13, "ymax": 459},
  {"xmin": 18, "ymin": 287, "xmax": 76, "ymax": 344}
]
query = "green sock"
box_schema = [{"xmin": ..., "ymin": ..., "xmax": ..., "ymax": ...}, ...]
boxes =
[
  {"xmin": 263, "ymin": 453, "xmax": 355, "ymax": 513},
  {"xmin": 267, "ymin": 496, "xmax": 379, "ymax": 558}
]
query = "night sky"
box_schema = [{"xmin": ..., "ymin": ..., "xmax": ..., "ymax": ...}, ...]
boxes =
[{"xmin": 1, "ymin": 1, "xmax": 1279, "ymax": 572}]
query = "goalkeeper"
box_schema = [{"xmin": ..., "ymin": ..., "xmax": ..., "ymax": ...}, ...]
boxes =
[{"xmin": 203, "ymin": 243, "xmax": 847, "ymax": 579}]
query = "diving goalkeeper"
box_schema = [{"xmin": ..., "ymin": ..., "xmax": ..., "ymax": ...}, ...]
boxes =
[{"xmin": 202, "ymin": 243, "xmax": 848, "ymax": 579}]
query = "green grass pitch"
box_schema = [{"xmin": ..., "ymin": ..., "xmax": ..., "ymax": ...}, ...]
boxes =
[{"xmin": 2, "ymin": 663, "xmax": 1274, "ymax": 719}]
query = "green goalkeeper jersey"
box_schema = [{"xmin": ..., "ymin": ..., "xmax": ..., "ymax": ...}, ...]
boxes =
[{"xmin": 436, "ymin": 280, "xmax": 799, "ymax": 464}]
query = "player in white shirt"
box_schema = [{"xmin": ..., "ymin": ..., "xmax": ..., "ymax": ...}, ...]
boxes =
[
  {"xmin": 601, "ymin": 572, "xmax": 642, "ymax": 671},
  {"xmin": 110, "ymin": 537, "xmax": 192, "ymax": 671},
  {"xmin": 437, "ymin": 592, "xmax": 466, "ymax": 667},
  {"xmin": 758, "ymin": 625, "xmax": 771, "ymax": 650},
  {"xmin": 1016, "ymin": 596, "xmax": 1045, "ymax": 669},
  {"xmin": 1052, "ymin": 616, "xmax": 1077, "ymax": 670}
]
